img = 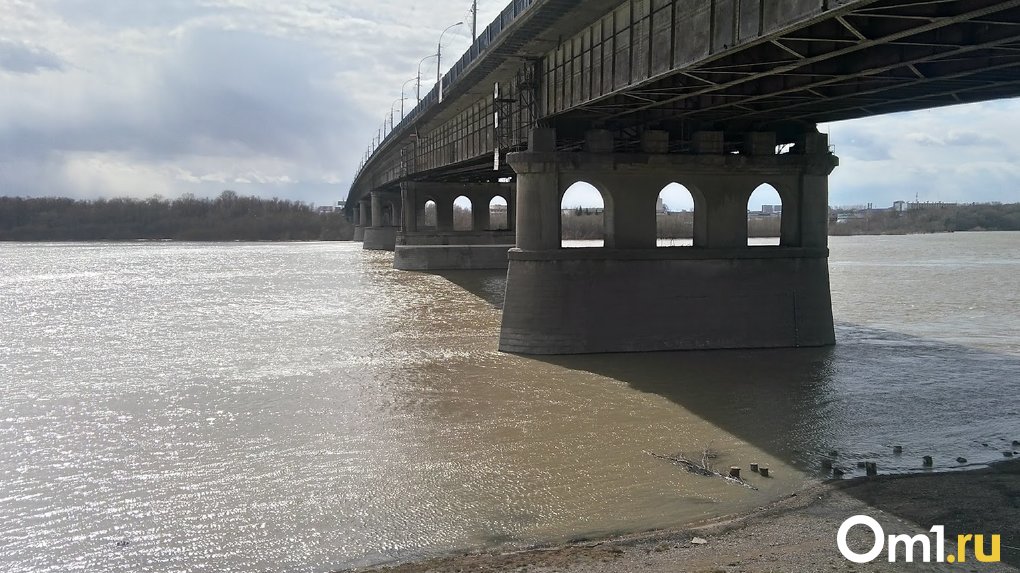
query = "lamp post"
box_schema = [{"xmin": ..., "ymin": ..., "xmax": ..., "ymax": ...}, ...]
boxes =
[
  {"xmin": 389, "ymin": 98, "xmax": 404, "ymax": 131},
  {"xmin": 401, "ymin": 78, "xmax": 416, "ymax": 117},
  {"xmin": 417, "ymin": 53, "xmax": 438, "ymax": 104},
  {"xmin": 437, "ymin": 21, "xmax": 464, "ymax": 103},
  {"xmin": 470, "ymin": 0, "xmax": 477, "ymax": 40}
]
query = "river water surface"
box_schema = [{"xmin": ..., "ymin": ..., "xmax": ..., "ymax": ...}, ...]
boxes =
[{"xmin": 1, "ymin": 233, "xmax": 1018, "ymax": 572}]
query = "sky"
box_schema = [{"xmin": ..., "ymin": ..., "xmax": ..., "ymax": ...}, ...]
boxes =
[{"xmin": 1, "ymin": 0, "xmax": 1019, "ymax": 210}]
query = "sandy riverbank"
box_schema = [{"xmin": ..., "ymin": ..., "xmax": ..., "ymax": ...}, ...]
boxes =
[{"xmin": 350, "ymin": 459, "xmax": 1020, "ymax": 573}]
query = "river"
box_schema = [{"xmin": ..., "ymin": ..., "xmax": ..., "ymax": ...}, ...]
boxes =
[{"xmin": 1, "ymin": 232, "xmax": 1017, "ymax": 572}]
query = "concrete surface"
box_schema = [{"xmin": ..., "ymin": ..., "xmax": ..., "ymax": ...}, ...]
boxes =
[
  {"xmin": 399, "ymin": 231, "xmax": 515, "ymax": 246},
  {"xmin": 394, "ymin": 245, "xmax": 513, "ymax": 271},
  {"xmin": 363, "ymin": 227, "xmax": 397, "ymax": 251},
  {"xmin": 499, "ymin": 247, "xmax": 835, "ymax": 354}
]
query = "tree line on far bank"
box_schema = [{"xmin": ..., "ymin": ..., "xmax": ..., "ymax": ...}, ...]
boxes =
[
  {"xmin": 0, "ymin": 192, "xmax": 354, "ymax": 241},
  {"xmin": 828, "ymin": 202, "xmax": 1020, "ymax": 235},
  {"xmin": 3, "ymin": 194, "xmax": 1016, "ymax": 242}
]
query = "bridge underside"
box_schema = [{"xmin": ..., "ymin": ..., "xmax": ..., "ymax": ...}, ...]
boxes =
[
  {"xmin": 545, "ymin": 0, "xmax": 1020, "ymax": 152},
  {"xmin": 346, "ymin": 0, "xmax": 1020, "ymax": 354},
  {"xmin": 356, "ymin": 0, "xmax": 1020, "ymax": 189}
]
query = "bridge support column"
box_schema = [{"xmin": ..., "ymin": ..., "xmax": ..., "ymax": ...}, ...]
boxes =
[
  {"xmin": 352, "ymin": 203, "xmax": 364, "ymax": 242},
  {"xmin": 436, "ymin": 197, "xmax": 455, "ymax": 233},
  {"xmin": 395, "ymin": 181, "xmax": 517, "ymax": 270},
  {"xmin": 363, "ymin": 190, "xmax": 399, "ymax": 251},
  {"xmin": 354, "ymin": 198, "xmax": 371, "ymax": 242},
  {"xmin": 499, "ymin": 128, "xmax": 839, "ymax": 355}
]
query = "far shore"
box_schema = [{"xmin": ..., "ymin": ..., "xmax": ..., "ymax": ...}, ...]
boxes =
[
  {"xmin": 349, "ymin": 459, "xmax": 1020, "ymax": 573},
  {"xmin": 3, "ymin": 227, "xmax": 1020, "ymax": 244}
]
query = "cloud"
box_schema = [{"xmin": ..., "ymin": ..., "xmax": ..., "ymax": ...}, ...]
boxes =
[
  {"xmin": 904, "ymin": 132, "xmax": 944, "ymax": 146},
  {"xmin": 0, "ymin": 0, "xmax": 497, "ymax": 205},
  {"xmin": 834, "ymin": 138, "xmax": 893, "ymax": 162},
  {"xmin": 0, "ymin": 9, "xmax": 375, "ymax": 203},
  {"xmin": 0, "ymin": 0, "xmax": 1018, "ymax": 209},
  {"xmin": 0, "ymin": 40, "xmax": 64, "ymax": 74},
  {"xmin": 826, "ymin": 100, "xmax": 1020, "ymax": 207},
  {"xmin": 903, "ymin": 130, "xmax": 1001, "ymax": 147}
]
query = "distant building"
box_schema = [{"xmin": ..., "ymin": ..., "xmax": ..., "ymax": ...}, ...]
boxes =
[
  {"xmin": 835, "ymin": 212, "xmax": 866, "ymax": 224},
  {"xmin": 908, "ymin": 201, "xmax": 957, "ymax": 210},
  {"xmin": 656, "ymin": 197, "xmax": 668, "ymax": 214}
]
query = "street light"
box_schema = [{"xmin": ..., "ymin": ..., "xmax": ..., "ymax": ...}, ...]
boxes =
[
  {"xmin": 470, "ymin": 0, "xmax": 478, "ymax": 40},
  {"xmin": 437, "ymin": 21, "xmax": 464, "ymax": 103},
  {"xmin": 416, "ymin": 53, "xmax": 438, "ymax": 104},
  {"xmin": 401, "ymin": 78, "xmax": 416, "ymax": 118},
  {"xmin": 389, "ymin": 98, "xmax": 405, "ymax": 131}
]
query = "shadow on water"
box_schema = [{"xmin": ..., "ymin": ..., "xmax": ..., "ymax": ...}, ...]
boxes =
[
  {"xmin": 429, "ymin": 269, "xmax": 508, "ymax": 309},
  {"xmin": 429, "ymin": 267, "xmax": 1020, "ymax": 562},
  {"xmin": 435, "ymin": 268, "xmax": 1019, "ymax": 473},
  {"xmin": 531, "ymin": 327, "xmax": 1020, "ymax": 565},
  {"xmin": 540, "ymin": 345, "xmax": 839, "ymax": 466},
  {"xmin": 534, "ymin": 328, "xmax": 1020, "ymax": 467}
]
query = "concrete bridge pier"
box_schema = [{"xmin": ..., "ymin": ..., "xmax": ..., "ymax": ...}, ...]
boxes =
[
  {"xmin": 352, "ymin": 203, "xmax": 365, "ymax": 242},
  {"xmin": 363, "ymin": 190, "xmax": 400, "ymax": 251},
  {"xmin": 394, "ymin": 181, "xmax": 517, "ymax": 270},
  {"xmin": 499, "ymin": 128, "xmax": 839, "ymax": 354}
]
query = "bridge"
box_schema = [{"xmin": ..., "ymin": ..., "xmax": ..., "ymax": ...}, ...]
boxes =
[{"xmin": 345, "ymin": 0, "xmax": 1020, "ymax": 354}]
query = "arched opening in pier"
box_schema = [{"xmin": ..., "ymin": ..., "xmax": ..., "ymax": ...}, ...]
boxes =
[
  {"xmin": 418, "ymin": 199, "xmax": 437, "ymax": 229},
  {"xmin": 560, "ymin": 181, "xmax": 604, "ymax": 248},
  {"xmin": 386, "ymin": 200, "xmax": 399, "ymax": 227},
  {"xmin": 453, "ymin": 196, "xmax": 472, "ymax": 231},
  {"xmin": 748, "ymin": 184, "xmax": 782, "ymax": 246},
  {"xmin": 656, "ymin": 183, "xmax": 695, "ymax": 247},
  {"xmin": 489, "ymin": 196, "xmax": 509, "ymax": 230}
]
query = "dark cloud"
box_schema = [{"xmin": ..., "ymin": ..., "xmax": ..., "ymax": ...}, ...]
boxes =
[
  {"xmin": 0, "ymin": 40, "xmax": 65, "ymax": 74},
  {"xmin": 0, "ymin": 0, "xmax": 495, "ymax": 204},
  {"xmin": 0, "ymin": 27, "xmax": 374, "ymax": 202},
  {"xmin": 2, "ymin": 1, "xmax": 1018, "ymax": 207},
  {"xmin": 152, "ymin": 29, "xmax": 361, "ymax": 162}
]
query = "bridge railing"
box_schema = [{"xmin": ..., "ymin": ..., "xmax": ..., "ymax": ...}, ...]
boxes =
[{"xmin": 353, "ymin": 0, "xmax": 538, "ymax": 183}]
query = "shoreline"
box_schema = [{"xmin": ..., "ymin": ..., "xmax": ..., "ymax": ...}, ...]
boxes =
[
  {"xmin": 349, "ymin": 459, "xmax": 1020, "ymax": 572},
  {"xmin": 4, "ymin": 228, "xmax": 1020, "ymax": 244}
]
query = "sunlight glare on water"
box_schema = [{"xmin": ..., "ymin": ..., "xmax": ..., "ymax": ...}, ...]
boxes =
[{"xmin": 0, "ymin": 234, "xmax": 1017, "ymax": 571}]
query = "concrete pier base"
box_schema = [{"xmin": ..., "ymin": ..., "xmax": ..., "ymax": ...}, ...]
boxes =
[
  {"xmin": 400, "ymin": 231, "xmax": 515, "ymax": 246},
  {"xmin": 499, "ymin": 247, "xmax": 835, "ymax": 354},
  {"xmin": 394, "ymin": 245, "xmax": 512, "ymax": 271},
  {"xmin": 363, "ymin": 227, "xmax": 397, "ymax": 251},
  {"xmin": 353, "ymin": 225, "xmax": 365, "ymax": 241}
]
